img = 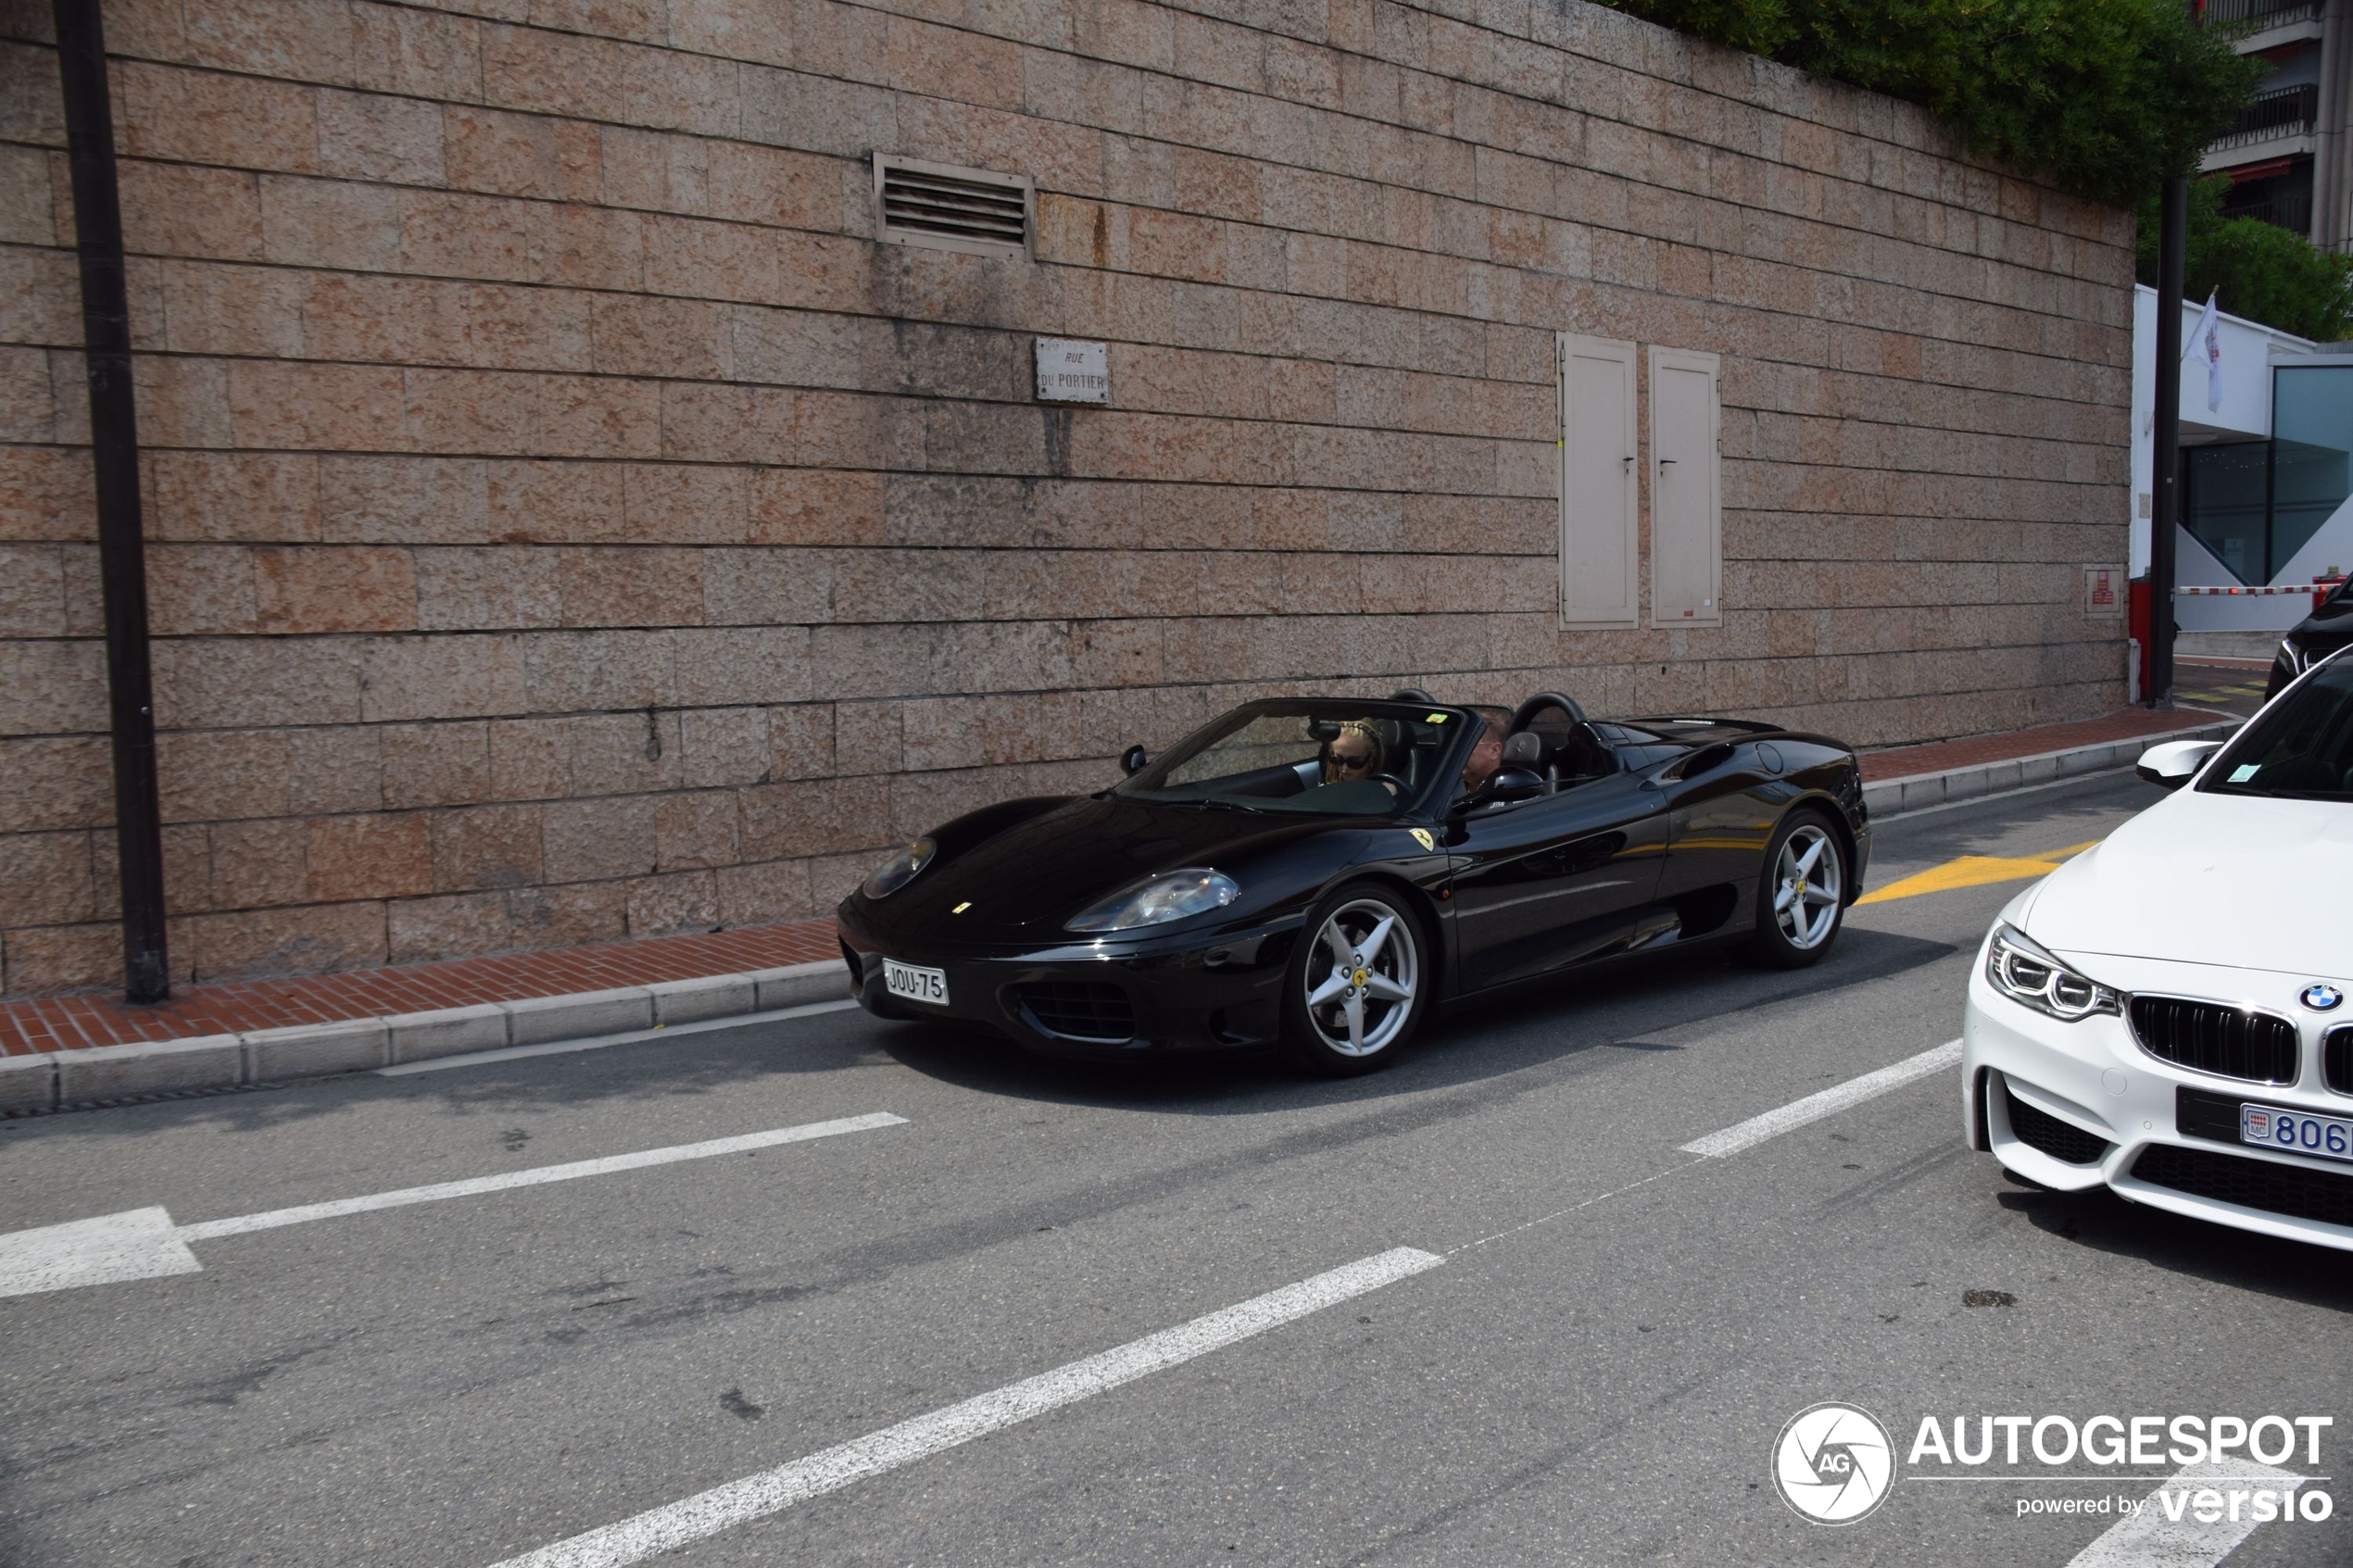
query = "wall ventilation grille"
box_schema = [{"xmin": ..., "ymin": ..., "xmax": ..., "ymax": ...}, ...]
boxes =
[{"xmin": 874, "ymin": 155, "xmax": 1033, "ymax": 258}]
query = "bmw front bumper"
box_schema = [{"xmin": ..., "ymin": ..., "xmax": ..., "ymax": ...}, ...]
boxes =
[{"xmin": 1962, "ymin": 934, "xmax": 2353, "ymax": 1252}]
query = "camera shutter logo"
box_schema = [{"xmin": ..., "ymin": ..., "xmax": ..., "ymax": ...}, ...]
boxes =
[{"xmin": 1772, "ymin": 1402, "xmax": 1895, "ymax": 1524}]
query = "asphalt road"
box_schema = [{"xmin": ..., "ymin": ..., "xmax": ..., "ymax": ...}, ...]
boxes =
[{"xmin": 3, "ymin": 770, "xmax": 2347, "ymax": 1568}]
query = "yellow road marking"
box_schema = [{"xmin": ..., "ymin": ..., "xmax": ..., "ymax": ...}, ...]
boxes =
[{"xmin": 1855, "ymin": 841, "xmax": 2101, "ymax": 906}]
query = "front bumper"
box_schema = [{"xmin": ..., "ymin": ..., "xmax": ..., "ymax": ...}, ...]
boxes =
[
  {"xmin": 836, "ymin": 900, "xmax": 1304, "ymax": 1060},
  {"xmin": 1962, "ymin": 943, "xmax": 2353, "ymax": 1252}
]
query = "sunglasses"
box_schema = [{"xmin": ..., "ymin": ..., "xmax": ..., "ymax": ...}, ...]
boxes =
[{"xmin": 1332, "ymin": 750, "xmax": 1373, "ymax": 771}]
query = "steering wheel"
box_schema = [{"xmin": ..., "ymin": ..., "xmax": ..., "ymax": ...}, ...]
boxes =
[
  {"xmin": 1508, "ymin": 691, "xmax": 1586, "ymax": 731},
  {"xmin": 1390, "ymin": 687, "xmax": 1439, "ymax": 704},
  {"xmin": 1374, "ymin": 772, "xmax": 1410, "ymax": 797}
]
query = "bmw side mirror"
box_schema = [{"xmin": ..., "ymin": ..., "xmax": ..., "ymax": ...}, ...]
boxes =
[
  {"xmin": 2134, "ymin": 738, "xmax": 2222, "ymax": 791},
  {"xmin": 1120, "ymin": 743, "xmax": 1150, "ymax": 776}
]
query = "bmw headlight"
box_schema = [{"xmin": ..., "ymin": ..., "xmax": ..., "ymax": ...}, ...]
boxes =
[
  {"xmin": 1067, "ymin": 869, "xmax": 1239, "ymax": 933},
  {"xmin": 1985, "ymin": 923, "xmax": 2120, "ymax": 1021},
  {"xmin": 862, "ymin": 837, "xmax": 937, "ymax": 898}
]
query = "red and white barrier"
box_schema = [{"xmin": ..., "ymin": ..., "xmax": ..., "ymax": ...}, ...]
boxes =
[{"xmin": 2173, "ymin": 578, "xmax": 2345, "ymax": 610}]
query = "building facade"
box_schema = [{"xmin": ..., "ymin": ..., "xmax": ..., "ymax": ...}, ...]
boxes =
[
  {"xmin": 2, "ymin": 0, "xmax": 2132, "ymax": 995},
  {"xmin": 2201, "ymin": 0, "xmax": 2353, "ymax": 250}
]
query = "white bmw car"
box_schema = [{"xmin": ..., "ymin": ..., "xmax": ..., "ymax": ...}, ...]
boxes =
[{"xmin": 1963, "ymin": 647, "xmax": 2353, "ymax": 1250}]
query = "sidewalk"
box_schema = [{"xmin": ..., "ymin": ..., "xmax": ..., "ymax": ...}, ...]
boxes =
[
  {"xmin": 1854, "ymin": 704, "xmax": 2240, "ymax": 816},
  {"xmin": 1, "ymin": 704, "xmax": 2243, "ymax": 1113}
]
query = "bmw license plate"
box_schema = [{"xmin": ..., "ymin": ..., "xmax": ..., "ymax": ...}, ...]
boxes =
[
  {"xmin": 882, "ymin": 958, "xmax": 949, "ymax": 1006},
  {"xmin": 2241, "ymin": 1103, "xmax": 2353, "ymax": 1164}
]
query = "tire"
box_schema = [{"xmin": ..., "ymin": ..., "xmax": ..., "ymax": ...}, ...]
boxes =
[
  {"xmin": 1283, "ymin": 881, "xmax": 1431, "ymax": 1076},
  {"xmin": 1748, "ymin": 809, "xmax": 1848, "ymax": 970}
]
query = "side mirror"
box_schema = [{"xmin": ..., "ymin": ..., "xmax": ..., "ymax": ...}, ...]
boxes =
[
  {"xmin": 1487, "ymin": 765, "xmax": 1546, "ymax": 801},
  {"xmin": 2134, "ymin": 739, "xmax": 2222, "ymax": 791},
  {"xmin": 1120, "ymin": 743, "xmax": 1150, "ymax": 776}
]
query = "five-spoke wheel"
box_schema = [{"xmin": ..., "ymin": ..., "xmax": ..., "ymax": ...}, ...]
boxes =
[
  {"xmin": 1752, "ymin": 812, "xmax": 1847, "ymax": 968},
  {"xmin": 1285, "ymin": 883, "xmax": 1427, "ymax": 1074}
]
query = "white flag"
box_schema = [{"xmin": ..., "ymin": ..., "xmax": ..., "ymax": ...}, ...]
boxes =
[{"xmin": 2185, "ymin": 290, "xmax": 2221, "ymax": 412}]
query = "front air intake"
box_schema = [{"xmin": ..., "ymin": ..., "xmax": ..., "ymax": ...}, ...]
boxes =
[
  {"xmin": 2128, "ymin": 996, "xmax": 2299, "ymax": 1085},
  {"xmin": 1012, "ymin": 982, "xmax": 1135, "ymax": 1044},
  {"xmin": 2133, "ymin": 1144, "xmax": 2353, "ymax": 1230},
  {"xmin": 2001, "ymin": 1084, "xmax": 2110, "ymax": 1165}
]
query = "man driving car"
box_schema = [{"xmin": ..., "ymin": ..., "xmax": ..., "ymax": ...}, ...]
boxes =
[{"xmin": 1457, "ymin": 710, "xmax": 1509, "ymax": 804}]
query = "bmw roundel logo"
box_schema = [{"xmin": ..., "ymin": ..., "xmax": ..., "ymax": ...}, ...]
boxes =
[{"xmin": 2302, "ymin": 984, "xmax": 2346, "ymax": 1012}]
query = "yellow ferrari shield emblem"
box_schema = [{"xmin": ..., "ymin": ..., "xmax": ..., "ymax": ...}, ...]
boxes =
[{"xmin": 1409, "ymin": 828, "xmax": 1435, "ymax": 852}]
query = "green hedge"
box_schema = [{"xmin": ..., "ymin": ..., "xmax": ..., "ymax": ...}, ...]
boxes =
[
  {"xmin": 1592, "ymin": 0, "xmax": 2259, "ymax": 206},
  {"xmin": 2136, "ymin": 175, "xmax": 2353, "ymax": 344}
]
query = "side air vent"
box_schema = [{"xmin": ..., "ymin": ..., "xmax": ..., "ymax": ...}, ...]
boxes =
[{"xmin": 874, "ymin": 155, "xmax": 1032, "ymax": 258}]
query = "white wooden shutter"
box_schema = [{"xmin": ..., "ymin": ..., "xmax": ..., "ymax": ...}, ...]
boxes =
[
  {"xmin": 1557, "ymin": 333, "xmax": 1640, "ymax": 629},
  {"xmin": 1648, "ymin": 345, "xmax": 1721, "ymax": 626}
]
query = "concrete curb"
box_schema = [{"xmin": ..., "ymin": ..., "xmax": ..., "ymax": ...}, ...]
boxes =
[
  {"xmin": 4, "ymin": 958, "xmax": 851, "ymax": 1115},
  {"xmin": 1861, "ymin": 719, "xmax": 2243, "ymax": 821}
]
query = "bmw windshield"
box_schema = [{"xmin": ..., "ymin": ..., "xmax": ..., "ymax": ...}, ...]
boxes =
[
  {"xmin": 2203, "ymin": 659, "xmax": 2353, "ymax": 803},
  {"xmin": 1114, "ymin": 702, "xmax": 1467, "ymax": 816}
]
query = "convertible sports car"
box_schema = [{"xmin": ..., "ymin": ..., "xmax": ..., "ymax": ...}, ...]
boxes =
[{"xmin": 837, "ymin": 693, "xmax": 1871, "ymax": 1074}]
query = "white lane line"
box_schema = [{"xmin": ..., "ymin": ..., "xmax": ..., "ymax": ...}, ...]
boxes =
[
  {"xmin": 0, "ymin": 1113, "xmax": 904, "ymax": 1297},
  {"xmin": 2065, "ymin": 1459, "xmax": 2305, "ymax": 1567},
  {"xmin": 377, "ymin": 998, "xmax": 862, "ymax": 1076},
  {"xmin": 179, "ymin": 1112, "xmax": 905, "ymax": 1240},
  {"xmin": 1679, "ymin": 1038, "xmax": 1963, "ymax": 1158},
  {"xmin": 487, "ymin": 1247, "xmax": 1444, "ymax": 1568}
]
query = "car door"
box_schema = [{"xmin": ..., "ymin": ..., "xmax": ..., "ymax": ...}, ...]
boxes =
[{"xmin": 1443, "ymin": 771, "xmax": 1669, "ymax": 992}]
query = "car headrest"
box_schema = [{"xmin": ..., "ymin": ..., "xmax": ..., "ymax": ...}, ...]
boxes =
[{"xmin": 1502, "ymin": 732, "xmax": 1544, "ymax": 767}]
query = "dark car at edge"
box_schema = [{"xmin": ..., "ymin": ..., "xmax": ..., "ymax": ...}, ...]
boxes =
[
  {"xmin": 836, "ymin": 694, "xmax": 1871, "ymax": 1075},
  {"xmin": 2267, "ymin": 576, "xmax": 2353, "ymax": 699}
]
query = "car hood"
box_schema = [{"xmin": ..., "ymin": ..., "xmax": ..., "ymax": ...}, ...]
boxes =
[
  {"xmin": 897, "ymin": 794, "xmax": 1364, "ymax": 939},
  {"xmin": 2026, "ymin": 788, "xmax": 2353, "ymax": 975}
]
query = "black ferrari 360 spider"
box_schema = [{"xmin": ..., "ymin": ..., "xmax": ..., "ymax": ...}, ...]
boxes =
[{"xmin": 837, "ymin": 692, "xmax": 1870, "ymax": 1075}]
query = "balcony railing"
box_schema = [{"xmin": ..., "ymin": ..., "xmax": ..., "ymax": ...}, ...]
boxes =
[
  {"xmin": 2221, "ymin": 190, "xmax": 2313, "ymax": 233},
  {"xmin": 2201, "ymin": 0, "xmax": 2322, "ymax": 30},
  {"xmin": 2210, "ymin": 83, "xmax": 2321, "ymax": 153}
]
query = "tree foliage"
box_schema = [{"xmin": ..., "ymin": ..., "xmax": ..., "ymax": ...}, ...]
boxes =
[
  {"xmin": 2136, "ymin": 175, "xmax": 2353, "ymax": 343},
  {"xmin": 1595, "ymin": 0, "xmax": 2259, "ymax": 207}
]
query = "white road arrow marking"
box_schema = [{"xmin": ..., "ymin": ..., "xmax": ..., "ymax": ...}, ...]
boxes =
[
  {"xmin": 2065, "ymin": 1459, "xmax": 2307, "ymax": 1567},
  {"xmin": 485, "ymin": 1247, "xmax": 1444, "ymax": 1568},
  {"xmin": 0, "ymin": 1207, "xmax": 201, "ymax": 1298},
  {"xmin": 0, "ymin": 1112, "xmax": 904, "ymax": 1299}
]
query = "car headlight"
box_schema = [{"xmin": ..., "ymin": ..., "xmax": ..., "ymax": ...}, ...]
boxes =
[
  {"xmin": 1067, "ymin": 869, "xmax": 1239, "ymax": 933},
  {"xmin": 1985, "ymin": 923, "xmax": 2120, "ymax": 1021},
  {"xmin": 862, "ymin": 837, "xmax": 936, "ymax": 898},
  {"xmin": 2279, "ymin": 639, "xmax": 2302, "ymax": 673}
]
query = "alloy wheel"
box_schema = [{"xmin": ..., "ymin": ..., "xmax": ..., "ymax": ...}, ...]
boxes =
[
  {"xmin": 1772, "ymin": 823, "xmax": 1843, "ymax": 950},
  {"xmin": 1302, "ymin": 898, "xmax": 1418, "ymax": 1057}
]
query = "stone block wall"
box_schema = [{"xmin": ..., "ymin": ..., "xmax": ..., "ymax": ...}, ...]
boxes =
[{"xmin": 0, "ymin": 0, "xmax": 2131, "ymax": 994}]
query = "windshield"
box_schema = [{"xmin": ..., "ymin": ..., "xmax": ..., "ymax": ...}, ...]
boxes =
[
  {"xmin": 1115, "ymin": 703, "xmax": 1464, "ymax": 816},
  {"xmin": 2201, "ymin": 659, "xmax": 2353, "ymax": 802}
]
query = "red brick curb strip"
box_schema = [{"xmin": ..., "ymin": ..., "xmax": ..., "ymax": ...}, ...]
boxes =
[
  {"xmin": 0, "ymin": 960, "xmax": 847, "ymax": 1115},
  {"xmin": 1857, "ymin": 713, "xmax": 2240, "ymax": 819}
]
